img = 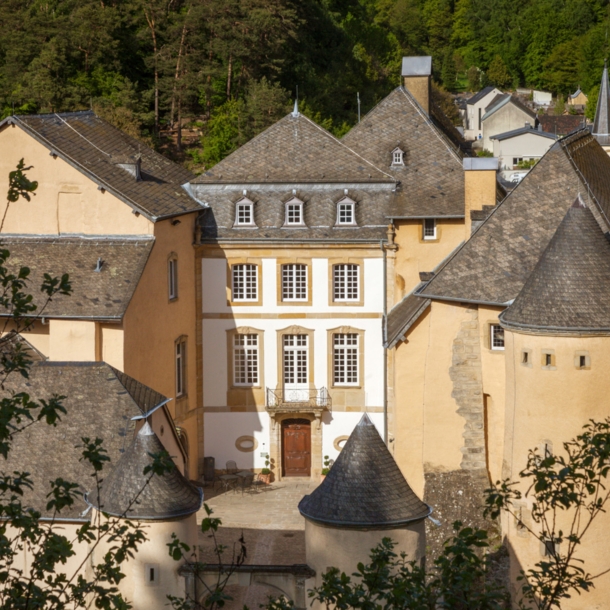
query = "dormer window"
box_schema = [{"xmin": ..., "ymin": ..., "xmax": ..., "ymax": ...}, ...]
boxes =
[
  {"xmin": 336, "ymin": 197, "xmax": 356, "ymax": 226},
  {"xmin": 111, "ymin": 154, "xmax": 142, "ymax": 180},
  {"xmin": 284, "ymin": 197, "xmax": 305, "ymax": 226},
  {"xmin": 234, "ymin": 197, "xmax": 255, "ymax": 227},
  {"xmin": 391, "ymin": 147, "xmax": 405, "ymax": 166}
]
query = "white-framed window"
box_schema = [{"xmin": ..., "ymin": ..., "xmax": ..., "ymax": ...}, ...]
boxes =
[
  {"xmin": 490, "ymin": 324, "xmax": 505, "ymax": 350},
  {"xmin": 282, "ymin": 264, "xmax": 308, "ymax": 301},
  {"xmin": 234, "ymin": 197, "xmax": 255, "ymax": 226},
  {"xmin": 284, "ymin": 197, "xmax": 304, "ymax": 226},
  {"xmin": 333, "ymin": 264, "xmax": 359, "ymax": 301},
  {"xmin": 233, "ymin": 334, "xmax": 259, "ymax": 386},
  {"xmin": 391, "ymin": 147, "xmax": 405, "ymax": 166},
  {"xmin": 232, "ymin": 264, "xmax": 258, "ymax": 301},
  {"xmin": 423, "ymin": 218, "xmax": 437, "ymax": 240},
  {"xmin": 175, "ymin": 339, "xmax": 187, "ymax": 397},
  {"xmin": 283, "ymin": 334, "xmax": 308, "ymax": 384},
  {"xmin": 168, "ymin": 257, "xmax": 178, "ymax": 300},
  {"xmin": 333, "ymin": 333, "xmax": 359, "ymax": 385},
  {"xmin": 336, "ymin": 197, "xmax": 356, "ymax": 225}
]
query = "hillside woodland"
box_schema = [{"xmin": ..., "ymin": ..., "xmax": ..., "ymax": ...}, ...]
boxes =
[{"xmin": 1, "ymin": 0, "xmax": 608, "ymax": 167}]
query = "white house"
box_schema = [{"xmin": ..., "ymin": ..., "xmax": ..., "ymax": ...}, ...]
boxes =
[
  {"xmin": 491, "ymin": 124, "xmax": 557, "ymax": 176},
  {"xmin": 481, "ymin": 94, "xmax": 537, "ymax": 152},
  {"xmin": 464, "ymin": 86, "xmax": 502, "ymax": 140}
]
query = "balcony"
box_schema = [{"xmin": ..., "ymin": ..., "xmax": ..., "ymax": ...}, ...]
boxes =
[{"xmin": 266, "ymin": 387, "xmax": 332, "ymax": 416}]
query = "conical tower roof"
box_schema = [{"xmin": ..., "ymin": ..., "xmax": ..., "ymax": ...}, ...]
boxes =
[
  {"xmin": 89, "ymin": 421, "xmax": 202, "ymax": 520},
  {"xmin": 593, "ymin": 61, "xmax": 610, "ymax": 145},
  {"xmin": 298, "ymin": 414, "xmax": 430, "ymax": 527},
  {"xmin": 501, "ymin": 196, "xmax": 610, "ymax": 333}
]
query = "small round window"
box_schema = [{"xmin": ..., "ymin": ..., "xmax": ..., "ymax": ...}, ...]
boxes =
[{"xmin": 235, "ymin": 435, "xmax": 258, "ymax": 452}]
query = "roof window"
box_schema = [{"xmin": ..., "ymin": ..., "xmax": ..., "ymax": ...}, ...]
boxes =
[
  {"xmin": 284, "ymin": 197, "xmax": 305, "ymax": 227},
  {"xmin": 111, "ymin": 153, "xmax": 142, "ymax": 180},
  {"xmin": 391, "ymin": 147, "xmax": 405, "ymax": 166},
  {"xmin": 234, "ymin": 197, "xmax": 256, "ymax": 227},
  {"xmin": 336, "ymin": 197, "xmax": 356, "ymax": 226}
]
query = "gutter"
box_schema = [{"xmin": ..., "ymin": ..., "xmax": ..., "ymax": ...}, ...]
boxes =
[
  {"xmin": 414, "ymin": 292, "xmax": 509, "ymax": 308},
  {"xmin": 387, "ymin": 214, "xmax": 465, "ymax": 220}
]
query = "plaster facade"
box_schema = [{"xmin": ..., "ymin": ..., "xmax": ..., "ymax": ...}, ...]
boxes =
[
  {"xmin": 491, "ymin": 131, "xmax": 555, "ymax": 172},
  {"xmin": 464, "ymin": 88, "xmax": 502, "ymax": 141},
  {"xmin": 482, "ymin": 103, "xmax": 536, "ymax": 152}
]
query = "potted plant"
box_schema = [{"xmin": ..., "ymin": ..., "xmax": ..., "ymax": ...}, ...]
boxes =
[
  {"xmin": 260, "ymin": 455, "xmax": 272, "ymax": 484},
  {"xmin": 321, "ymin": 455, "xmax": 331, "ymax": 481}
]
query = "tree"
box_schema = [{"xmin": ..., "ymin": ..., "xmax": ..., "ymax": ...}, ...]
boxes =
[
  {"xmin": 467, "ymin": 66, "xmax": 482, "ymax": 91},
  {"xmin": 441, "ymin": 47, "xmax": 457, "ymax": 92},
  {"xmin": 487, "ymin": 55, "xmax": 512, "ymax": 89},
  {"xmin": 0, "ymin": 161, "xmax": 175, "ymax": 608}
]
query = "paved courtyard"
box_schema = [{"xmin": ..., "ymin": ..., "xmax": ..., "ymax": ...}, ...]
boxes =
[{"xmin": 197, "ymin": 478, "xmax": 318, "ymax": 567}]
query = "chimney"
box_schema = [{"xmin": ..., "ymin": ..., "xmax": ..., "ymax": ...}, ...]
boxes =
[
  {"xmin": 463, "ymin": 157, "xmax": 498, "ymax": 237},
  {"xmin": 402, "ymin": 56, "xmax": 432, "ymax": 116}
]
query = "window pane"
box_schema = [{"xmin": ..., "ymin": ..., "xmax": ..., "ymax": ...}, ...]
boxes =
[
  {"xmin": 283, "ymin": 334, "xmax": 307, "ymax": 384},
  {"xmin": 491, "ymin": 325, "xmax": 505, "ymax": 349},
  {"xmin": 282, "ymin": 264, "xmax": 307, "ymax": 301},
  {"xmin": 333, "ymin": 264, "xmax": 359, "ymax": 301},
  {"xmin": 338, "ymin": 203, "xmax": 354, "ymax": 224},
  {"xmin": 423, "ymin": 219, "xmax": 436, "ymax": 238},
  {"xmin": 333, "ymin": 333, "xmax": 358, "ymax": 385},
  {"xmin": 176, "ymin": 341, "xmax": 186, "ymax": 396},
  {"xmin": 237, "ymin": 204, "xmax": 252, "ymax": 225},
  {"xmin": 168, "ymin": 259, "xmax": 177, "ymax": 299},
  {"xmin": 232, "ymin": 264, "xmax": 257, "ymax": 301},
  {"xmin": 233, "ymin": 334, "xmax": 258, "ymax": 385},
  {"xmin": 287, "ymin": 204, "xmax": 302, "ymax": 224}
]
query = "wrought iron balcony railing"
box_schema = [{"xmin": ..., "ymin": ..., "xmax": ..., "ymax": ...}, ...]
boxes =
[{"xmin": 266, "ymin": 387, "xmax": 332, "ymax": 412}]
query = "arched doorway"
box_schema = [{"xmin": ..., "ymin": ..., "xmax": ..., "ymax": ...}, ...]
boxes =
[{"xmin": 282, "ymin": 419, "xmax": 311, "ymax": 477}]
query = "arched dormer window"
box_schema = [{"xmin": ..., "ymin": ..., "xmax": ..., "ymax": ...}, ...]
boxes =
[
  {"xmin": 234, "ymin": 197, "xmax": 256, "ymax": 227},
  {"xmin": 284, "ymin": 196, "xmax": 305, "ymax": 227},
  {"xmin": 335, "ymin": 196, "xmax": 357, "ymax": 226},
  {"xmin": 391, "ymin": 147, "xmax": 405, "ymax": 166}
]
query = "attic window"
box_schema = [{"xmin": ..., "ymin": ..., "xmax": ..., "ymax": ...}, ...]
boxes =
[
  {"xmin": 336, "ymin": 197, "xmax": 356, "ymax": 225},
  {"xmin": 284, "ymin": 197, "xmax": 305, "ymax": 226},
  {"xmin": 391, "ymin": 147, "xmax": 405, "ymax": 166},
  {"xmin": 111, "ymin": 154, "xmax": 142, "ymax": 180},
  {"xmin": 423, "ymin": 218, "xmax": 437, "ymax": 240},
  {"xmin": 234, "ymin": 197, "xmax": 255, "ymax": 227},
  {"xmin": 490, "ymin": 324, "xmax": 505, "ymax": 350}
]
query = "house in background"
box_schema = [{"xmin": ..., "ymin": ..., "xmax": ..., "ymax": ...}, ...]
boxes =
[
  {"xmin": 568, "ymin": 88, "xmax": 588, "ymax": 109},
  {"xmin": 538, "ymin": 114, "xmax": 586, "ymax": 137},
  {"xmin": 463, "ymin": 86, "xmax": 502, "ymax": 140},
  {"xmin": 490, "ymin": 123, "xmax": 557, "ymax": 178},
  {"xmin": 480, "ymin": 95, "xmax": 538, "ymax": 152},
  {"xmin": 0, "ymin": 112, "xmax": 202, "ymax": 478},
  {"xmin": 532, "ymin": 90, "xmax": 553, "ymax": 107}
]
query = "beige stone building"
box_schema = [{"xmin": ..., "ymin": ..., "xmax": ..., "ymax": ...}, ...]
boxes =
[{"xmin": 0, "ymin": 112, "xmax": 202, "ymax": 478}]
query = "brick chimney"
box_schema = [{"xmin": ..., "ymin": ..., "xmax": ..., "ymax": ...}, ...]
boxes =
[
  {"xmin": 402, "ymin": 56, "xmax": 432, "ymax": 116},
  {"xmin": 463, "ymin": 157, "xmax": 498, "ymax": 237}
]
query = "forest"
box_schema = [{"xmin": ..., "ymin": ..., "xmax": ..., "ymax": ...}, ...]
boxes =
[{"xmin": 0, "ymin": 0, "xmax": 608, "ymax": 168}]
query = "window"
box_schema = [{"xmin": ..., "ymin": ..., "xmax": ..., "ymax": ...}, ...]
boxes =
[
  {"xmin": 522, "ymin": 351, "xmax": 528, "ymax": 364},
  {"xmin": 333, "ymin": 264, "xmax": 359, "ymax": 301},
  {"xmin": 233, "ymin": 334, "xmax": 259, "ymax": 386},
  {"xmin": 513, "ymin": 157, "xmax": 523, "ymax": 166},
  {"xmin": 176, "ymin": 339, "xmax": 187, "ymax": 397},
  {"xmin": 423, "ymin": 218, "xmax": 437, "ymax": 240},
  {"xmin": 145, "ymin": 563, "xmax": 160, "ymax": 586},
  {"xmin": 391, "ymin": 147, "xmax": 405, "ymax": 166},
  {"xmin": 490, "ymin": 324, "xmax": 505, "ymax": 350},
  {"xmin": 542, "ymin": 539, "xmax": 560, "ymax": 558},
  {"xmin": 333, "ymin": 333, "xmax": 359, "ymax": 385},
  {"xmin": 285, "ymin": 197, "xmax": 304, "ymax": 226},
  {"xmin": 283, "ymin": 335, "xmax": 308, "ymax": 384},
  {"xmin": 282, "ymin": 264, "xmax": 307, "ymax": 301},
  {"xmin": 545, "ymin": 353, "xmax": 552, "ymax": 366},
  {"xmin": 168, "ymin": 257, "xmax": 178, "ymax": 300},
  {"xmin": 232, "ymin": 264, "xmax": 258, "ymax": 301},
  {"xmin": 235, "ymin": 198, "xmax": 255, "ymax": 226},
  {"xmin": 336, "ymin": 199, "xmax": 356, "ymax": 225},
  {"xmin": 579, "ymin": 355, "xmax": 586, "ymax": 368}
]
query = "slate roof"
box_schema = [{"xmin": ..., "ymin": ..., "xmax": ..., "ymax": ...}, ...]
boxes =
[
  {"xmin": 419, "ymin": 130, "xmax": 610, "ymax": 305},
  {"xmin": 1, "ymin": 362, "xmax": 172, "ymax": 519},
  {"xmin": 298, "ymin": 414, "xmax": 431, "ymax": 527},
  {"xmin": 0, "ymin": 235, "xmax": 153, "ymax": 320},
  {"xmin": 4, "ymin": 111, "xmax": 200, "ymax": 221},
  {"xmin": 467, "ymin": 86, "xmax": 497, "ymax": 106},
  {"xmin": 191, "ymin": 111, "xmax": 392, "ymax": 184},
  {"xmin": 500, "ymin": 198, "xmax": 610, "ymax": 333},
  {"xmin": 482, "ymin": 95, "xmax": 536, "ymax": 122},
  {"xmin": 90, "ymin": 421, "xmax": 202, "ymax": 520},
  {"xmin": 538, "ymin": 115, "xmax": 586, "ymax": 136},
  {"xmin": 593, "ymin": 62, "xmax": 610, "ymax": 146},
  {"xmin": 385, "ymin": 287, "xmax": 431, "ymax": 348},
  {"xmin": 491, "ymin": 125, "xmax": 556, "ymax": 141},
  {"xmin": 342, "ymin": 88, "xmax": 465, "ymax": 218}
]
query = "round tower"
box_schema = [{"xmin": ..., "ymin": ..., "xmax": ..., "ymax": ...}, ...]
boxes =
[
  {"xmin": 88, "ymin": 421, "xmax": 203, "ymax": 610},
  {"xmin": 499, "ymin": 196, "xmax": 610, "ymax": 606},
  {"xmin": 298, "ymin": 414, "xmax": 431, "ymax": 604}
]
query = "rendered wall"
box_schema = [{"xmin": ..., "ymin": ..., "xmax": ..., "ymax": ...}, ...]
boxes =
[
  {"xmin": 482, "ymin": 105, "xmax": 535, "ymax": 152},
  {"xmin": 0, "ymin": 123, "xmax": 153, "ymax": 236},
  {"xmin": 305, "ymin": 519, "xmax": 425, "ymax": 609},
  {"xmin": 503, "ymin": 330, "xmax": 610, "ymax": 608},
  {"xmin": 492, "ymin": 132, "xmax": 555, "ymax": 170},
  {"xmin": 49, "ymin": 319, "xmax": 96, "ymax": 361},
  {"xmin": 123, "ymin": 214, "xmax": 199, "ymax": 479},
  {"xmin": 393, "ymin": 220, "xmax": 464, "ymax": 304}
]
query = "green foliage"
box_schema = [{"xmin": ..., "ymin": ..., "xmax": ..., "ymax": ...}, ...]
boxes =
[
  {"xmin": 487, "ymin": 55, "xmax": 512, "ymax": 89},
  {"xmin": 516, "ymin": 158, "xmax": 537, "ymax": 170},
  {"xmin": 477, "ymin": 149, "xmax": 494, "ymax": 157},
  {"xmin": 467, "ymin": 66, "xmax": 482, "ymax": 92},
  {"xmin": 586, "ymin": 84, "xmax": 600, "ymax": 122}
]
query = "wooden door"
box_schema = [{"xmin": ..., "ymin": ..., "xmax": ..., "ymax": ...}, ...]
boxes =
[{"xmin": 282, "ymin": 419, "xmax": 311, "ymax": 477}]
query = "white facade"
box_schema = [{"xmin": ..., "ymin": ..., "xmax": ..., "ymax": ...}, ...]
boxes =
[
  {"xmin": 200, "ymin": 252, "xmax": 386, "ymax": 478},
  {"xmin": 464, "ymin": 87, "xmax": 501, "ymax": 141},
  {"xmin": 492, "ymin": 131, "xmax": 556, "ymax": 173}
]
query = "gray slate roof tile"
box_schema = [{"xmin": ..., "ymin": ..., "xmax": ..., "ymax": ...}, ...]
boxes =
[
  {"xmin": 1, "ymin": 362, "xmax": 170, "ymax": 519},
  {"xmin": 298, "ymin": 414, "xmax": 430, "ymax": 526},
  {"xmin": 0, "ymin": 235, "xmax": 153, "ymax": 320},
  {"xmin": 501, "ymin": 198, "xmax": 610, "ymax": 333},
  {"xmin": 386, "ymin": 288, "xmax": 431, "ymax": 348},
  {"xmin": 8, "ymin": 112, "xmax": 200, "ymax": 220}
]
